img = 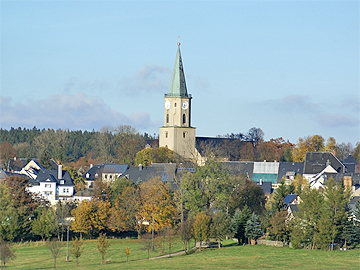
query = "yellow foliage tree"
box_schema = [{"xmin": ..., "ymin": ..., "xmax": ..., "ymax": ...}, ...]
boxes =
[
  {"xmin": 137, "ymin": 177, "xmax": 176, "ymax": 233},
  {"xmin": 292, "ymin": 135, "xmax": 325, "ymax": 162}
]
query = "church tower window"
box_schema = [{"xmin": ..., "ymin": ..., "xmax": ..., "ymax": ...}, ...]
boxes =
[
  {"xmin": 183, "ymin": 114, "xmax": 186, "ymax": 124},
  {"xmin": 166, "ymin": 114, "xmax": 169, "ymax": 124}
]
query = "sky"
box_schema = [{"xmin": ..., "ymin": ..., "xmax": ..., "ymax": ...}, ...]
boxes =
[{"xmin": 1, "ymin": 1, "xmax": 359, "ymax": 146}]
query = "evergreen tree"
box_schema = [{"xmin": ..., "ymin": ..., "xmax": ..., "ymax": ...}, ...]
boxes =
[
  {"xmin": 245, "ymin": 213, "xmax": 263, "ymax": 244},
  {"xmin": 231, "ymin": 206, "xmax": 252, "ymax": 245}
]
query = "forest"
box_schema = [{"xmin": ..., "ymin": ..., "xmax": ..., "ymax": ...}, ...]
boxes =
[{"xmin": 0, "ymin": 126, "xmax": 359, "ymax": 171}]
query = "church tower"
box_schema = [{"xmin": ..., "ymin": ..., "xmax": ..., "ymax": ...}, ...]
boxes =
[{"xmin": 159, "ymin": 42, "xmax": 197, "ymax": 160}]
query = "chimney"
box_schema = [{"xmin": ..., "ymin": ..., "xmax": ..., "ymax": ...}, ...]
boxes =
[
  {"xmin": 58, "ymin": 164, "xmax": 63, "ymax": 180},
  {"xmin": 138, "ymin": 164, "xmax": 143, "ymax": 171},
  {"xmin": 90, "ymin": 164, "xmax": 93, "ymax": 168}
]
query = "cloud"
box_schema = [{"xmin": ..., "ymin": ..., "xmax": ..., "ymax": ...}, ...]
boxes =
[
  {"xmin": 262, "ymin": 95, "xmax": 359, "ymax": 129},
  {"xmin": 0, "ymin": 93, "xmax": 156, "ymax": 131},
  {"xmin": 314, "ymin": 113, "xmax": 359, "ymax": 128},
  {"xmin": 118, "ymin": 64, "xmax": 171, "ymax": 95}
]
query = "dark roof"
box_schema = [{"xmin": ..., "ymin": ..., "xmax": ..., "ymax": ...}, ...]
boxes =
[
  {"xmin": 303, "ymin": 152, "xmax": 345, "ymax": 175},
  {"xmin": 103, "ymin": 164, "xmax": 129, "ymax": 174},
  {"xmin": 284, "ymin": 194, "xmax": 298, "ymax": 205},
  {"xmin": 123, "ymin": 163, "xmax": 176, "ymax": 185},
  {"xmin": 83, "ymin": 165, "xmax": 103, "ymax": 181},
  {"xmin": 255, "ymin": 181, "xmax": 273, "ymax": 194},
  {"xmin": 277, "ymin": 162, "xmax": 304, "ymax": 182},
  {"xmin": 35, "ymin": 169, "xmax": 74, "ymax": 186},
  {"xmin": 221, "ymin": 161, "xmax": 254, "ymax": 179},
  {"xmin": 343, "ymin": 155, "xmax": 358, "ymax": 165},
  {"xmin": 288, "ymin": 204, "xmax": 299, "ymax": 213}
]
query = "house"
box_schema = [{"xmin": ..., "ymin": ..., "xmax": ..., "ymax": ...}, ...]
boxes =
[
  {"xmin": 6, "ymin": 159, "xmax": 76, "ymax": 205},
  {"xmin": 82, "ymin": 163, "xmax": 129, "ymax": 188},
  {"xmin": 253, "ymin": 160, "xmax": 279, "ymax": 184},
  {"xmin": 277, "ymin": 162, "xmax": 304, "ymax": 183},
  {"xmin": 122, "ymin": 163, "xmax": 177, "ymax": 185},
  {"xmin": 284, "ymin": 194, "xmax": 300, "ymax": 220},
  {"xmin": 27, "ymin": 164, "xmax": 75, "ymax": 204},
  {"xmin": 303, "ymin": 152, "xmax": 345, "ymax": 189}
]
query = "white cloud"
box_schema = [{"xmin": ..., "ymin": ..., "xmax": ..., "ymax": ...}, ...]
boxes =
[
  {"xmin": 118, "ymin": 64, "xmax": 171, "ymax": 95},
  {"xmin": 0, "ymin": 93, "xmax": 156, "ymax": 131}
]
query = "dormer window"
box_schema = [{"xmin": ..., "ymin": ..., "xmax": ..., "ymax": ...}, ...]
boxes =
[
  {"xmin": 95, "ymin": 173, "xmax": 98, "ymax": 178},
  {"xmin": 60, "ymin": 180, "xmax": 65, "ymax": 185},
  {"xmin": 86, "ymin": 173, "xmax": 90, "ymax": 179}
]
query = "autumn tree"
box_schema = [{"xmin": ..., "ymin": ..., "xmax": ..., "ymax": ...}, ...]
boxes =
[
  {"xmin": 71, "ymin": 200, "xmax": 92, "ymax": 238},
  {"xmin": 0, "ymin": 141, "xmax": 16, "ymax": 170},
  {"xmin": 0, "ymin": 240, "xmax": 15, "ymax": 270},
  {"xmin": 179, "ymin": 218, "xmax": 193, "ymax": 252},
  {"xmin": 228, "ymin": 177, "xmax": 266, "ymax": 216},
  {"xmin": 135, "ymin": 147, "xmax": 179, "ymax": 166},
  {"xmin": 137, "ymin": 177, "xmax": 176, "ymax": 234},
  {"xmin": 192, "ymin": 212, "xmax": 211, "ymax": 250},
  {"xmin": 97, "ymin": 233, "xmax": 109, "ymax": 264},
  {"xmin": 292, "ymin": 135, "xmax": 325, "ymax": 162},
  {"xmin": 71, "ymin": 236, "xmax": 84, "ymax": 266}
]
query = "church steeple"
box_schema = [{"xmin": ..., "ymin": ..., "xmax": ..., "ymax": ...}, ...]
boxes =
[{"xmin": 167, "ymin": 42, "xmax": 188, "ymax": 97}]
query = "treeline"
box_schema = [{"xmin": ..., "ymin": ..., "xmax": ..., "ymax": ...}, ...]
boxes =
[
  {"xmin": 0, "ymin": 126, "xmax": 359, "ymax": 170},
  {"xmin": 0, "ymin": 126, "xmax": 156, "ymax": 166}
]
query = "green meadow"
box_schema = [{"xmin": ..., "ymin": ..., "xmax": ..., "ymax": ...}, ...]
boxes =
[{"xmin": 7, "ymin": 239, "xmax": 360, "ymax": 270}]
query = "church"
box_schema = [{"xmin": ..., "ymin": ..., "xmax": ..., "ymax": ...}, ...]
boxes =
[{"xmin": 159, "ymin": 42, "xmax": 203, "ymax": 164}]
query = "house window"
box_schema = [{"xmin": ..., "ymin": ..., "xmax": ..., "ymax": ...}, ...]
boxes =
[
  {"xmin": 45, "ymin": 184, "xmax": 51, "ymax": 188},
  {"xmin": 44, "ymin": 191, "xmax": 52, "ymax": 196},
  {"xmin": 109, "ymin": 175, "xmax": 113, "ymax": 180},
  {"xmin": 104, "ymin": 174, "xmax": 107, "ymax": 179},
  {"xmin": 63, "ymin": 188, "xmax": 69, "ymax": 193},
  {"xmin": 183, "ymin": 114, "xmax": 186, "ymax": 124}
]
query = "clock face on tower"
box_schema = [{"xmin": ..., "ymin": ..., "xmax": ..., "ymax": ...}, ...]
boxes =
[
  {"xmin": 182, "ymin": 101, "xmax": 188, "ymax": 109},
  {"xmin": 165, "ymin": 100, "xmax": 170, "ymax": 109}
]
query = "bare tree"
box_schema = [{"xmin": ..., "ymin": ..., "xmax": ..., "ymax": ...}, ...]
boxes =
[
  {"xmin": 70, "ymin": 236, "xmax": 84, "ymax": 266},
  {"xmin": 46, "ymin": 238, "xmax": 62, "ymax": 269},
  {"xmin": 0, "ymin": 240, "xmax": 15, "ymax": 270}
]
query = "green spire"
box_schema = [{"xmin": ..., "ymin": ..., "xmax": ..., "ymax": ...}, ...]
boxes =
[{"xmin": 167, "ymin": 42, "xmax": 188, "ymax": 97}]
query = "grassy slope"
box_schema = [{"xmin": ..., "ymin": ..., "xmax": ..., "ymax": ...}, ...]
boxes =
[{"xmin": 8, "ymin": 239, "xmax": 360, "ymax": 270}]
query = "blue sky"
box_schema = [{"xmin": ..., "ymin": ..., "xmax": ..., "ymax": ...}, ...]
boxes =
[{"xmin": 1, "ymin": 1, "xmax": 359, "ymax": 145}]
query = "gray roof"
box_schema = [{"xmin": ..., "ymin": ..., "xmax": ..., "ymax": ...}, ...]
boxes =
[
  {"xmin": 35, "ymin": 169, "xmax": 74, "ymax": 187},
  {"xmin": 123, "ymin": 163, "xmax": 176, "ymax": 185},
  {"xmin": 82, "ymin": 164, "xmax": 103, "ymax": 181},
  {"xmin": 255, "ymin": 181, "xmax": 273, "ymax": 194},
  {"xmin": 221, "ymin": 161, "xmax": 254, "ymax": 179},
  {"xmin": 303, "ymin": 152, "xmax": 345, "ymax": 175},
  {"xmin": 103, "ymin": 164, "xmax": 129, "ymax": 174},
  {"xmin": 277, "ymin": 162, "xmax": 304, "ymax": 182}
]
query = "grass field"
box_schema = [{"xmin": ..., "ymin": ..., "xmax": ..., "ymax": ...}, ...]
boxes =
[{"xmin": 6, "ymin": 238, "xmax": 360, "ymax": 269}]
